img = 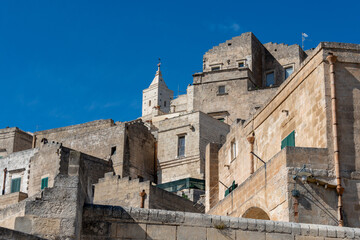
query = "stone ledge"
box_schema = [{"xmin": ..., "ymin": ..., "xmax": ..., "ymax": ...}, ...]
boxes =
[{"xmin": 84, "ymin": 205, "xmax": 360, "ymax": 239}]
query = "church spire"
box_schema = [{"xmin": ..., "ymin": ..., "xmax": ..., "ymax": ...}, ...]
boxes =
[{"xmin": 149, "ymin": 58, "xmax": 166, "ymax": 87}]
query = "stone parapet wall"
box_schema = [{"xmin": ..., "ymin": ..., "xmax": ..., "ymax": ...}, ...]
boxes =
[
  {"xmin": 0, "ymin": 226, "xmax": 45, "ymax": 240},
  {"xmin": 0, "ymin": 192, "xmax": 27, "ymax": 209},
  {"xmin": 81, "ymin": 205, "xmax": 360, "ymax": 239}
]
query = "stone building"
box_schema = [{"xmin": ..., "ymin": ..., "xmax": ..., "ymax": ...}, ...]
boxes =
[
  {"xmin": 0, "ymin": 127, "xmax": 33, "ymax": 158},
  {"xmin": 0, "ymin": 33, "xmax": 359, "ymax": 239},
  {"xmin": 206, "ymin": 42, "xmax": 360, "ymax": 228},
  {"xmin": 33, "ymin": 119, "xmax": 156, "ymax": 182},
  {"xmin": 168, "ymin": 32, "xmax": 307, "ymax": 124}
]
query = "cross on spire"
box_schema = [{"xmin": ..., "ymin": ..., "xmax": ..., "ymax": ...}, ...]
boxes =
[{"xmin": 157, "ymin": 58, "xmax": 161, "ymax": 71}]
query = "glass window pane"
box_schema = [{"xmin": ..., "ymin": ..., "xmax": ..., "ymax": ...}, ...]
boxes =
[
  {"xmin": 285, "ymin": 67, "xmax": 294, "ymax": 79},
  {"xmin": 178, "ymin": 136, "xmax": 185, "ymax": 157},
  {"xmin": 266, "ymin": 72, "xmax": 275, "ymax": 87}
]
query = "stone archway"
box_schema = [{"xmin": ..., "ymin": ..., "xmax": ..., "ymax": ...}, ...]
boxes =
[{"xmin": 242, "ymin": 207, "xmax": 270, "ymax": 220}]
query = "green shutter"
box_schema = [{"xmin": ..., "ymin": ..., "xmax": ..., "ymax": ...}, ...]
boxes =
[
  {"xmin": 41, "ymin": 177, "xmax": 48, "ymax": 190},
  {"xmin": 11, "ymin": 178, "xmax": 21, "ymax": 193},
  {"xmin": 281, "ymin": 131, "xmax": 295, "ymax": 149}
]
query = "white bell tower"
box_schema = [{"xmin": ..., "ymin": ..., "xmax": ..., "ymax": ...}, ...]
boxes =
[{"xmin": 142, "ymin": 60, "xmax": 174, "ymax": 118}]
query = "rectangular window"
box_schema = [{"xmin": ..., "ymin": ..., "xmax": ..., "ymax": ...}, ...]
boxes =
[
  {"xmin": 41, "ymin": 177, "xmax": 48, "ymax": 190},
  {"xmin": 211, "ymin": 66, "xmax": 220, "ymax": 71},
  {"xmin": 231, "ymin": 140, "xmax": 237, "ymax": 160},
  {"xmin": 178, "ymin": 136, "xmax": 185, "ymax": 157},
  {"xmin": 281, "ymin": 131, "xmax": 295, "ymax": 149},
  {"xmin": 11, "ymin": 178, "xmax": 21, "ymax": 193},
  {"xmin": 285, "ymin": 66, "xmax": 294, "ymax": 79},
  {"xmin": 266, "ymin": 72, "xmax": 275, "ymax": 87},
  {"xmin": 111, "ymin": 146, "xmax": 117, "ymax": 155},
  {"xmin": 238, "ymin": 62, "xmax": 245, "ymax": 68},
  {"xmin": 218, "ymin": 85, "xmax": 226, "ymax": 95}
]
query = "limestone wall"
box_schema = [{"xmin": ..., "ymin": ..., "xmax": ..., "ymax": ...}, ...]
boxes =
[
  {"xmin": 0, "ymin": 226, "xmax": 44, "ymax": 239},
  {"xmin": 34, "ymin": 120, "xmax": 155, "ymax": 181},
  {"xmin": 93, "ymin": 173, "xmax": 201, "ymax": 213},
  {"xmin": 81, "ymin": 205, "xmax": 360, "ymax": 239},
  {"xmin": 0, "ymin": 148, "xmax": 38, "ymax": 195},
  {"xmin": 0, "ymin": 127, "xmax": 32, "ymax": 157},
  {"xmin": 157, "ymin": 112, "xmax": 229, "ymax": 183},
  {"xmin": 0, "ymin": 192, "xmax": 27, "ymax": 209}
]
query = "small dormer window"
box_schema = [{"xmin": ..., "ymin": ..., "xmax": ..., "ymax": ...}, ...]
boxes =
[
  {"xmin": 211, "ymin": 66, "xmax": 220, "ymax": 71},
  {"xmin": 238, "ymin": 62, "xmax": 245, "ymax": 68}
]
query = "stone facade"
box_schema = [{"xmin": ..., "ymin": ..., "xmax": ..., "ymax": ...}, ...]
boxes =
[
  {"xmin": 0, "ymin": 33, "xmax": 359, "ymax": 239},
  {"xmin": 81, "ymin": 205, "xmax": 360, "ymax": 240},
  {"xmin": 93, "ymin": 173, "xmax": 201, "ymax": 213},
  {"xmin": 167, "ymin": 32, "xmax": 307, "ymax": 125},
  {"xmin": 0, "ymin": 127, "xmax": 33, "ymax": 158},
  {"xmin": 206, "ymin": 42, "xmax": 360, "ymax": 227},
  {"xmin": 157, "ymin": 111, "xmax": 229, "ymax": 183},
  {"xmin": 0, "ymin": 148, "xmax": 38, "ymax": 196},
  {"xmin": 34, "ymin": 119, "xmax": 156, "ymax": 181}
]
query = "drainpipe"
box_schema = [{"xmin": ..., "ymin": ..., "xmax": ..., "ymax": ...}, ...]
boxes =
[
  {"xmin": 139, "ymin": 189, "xmax": 146, "ymax": 208},
  {"xmin": 247, "ymin": 133, "xmax": 255, "ymax": 174},
  {"xmin": 2, "ymin": 168, "xmax": 7, "ymax": 195},
  {"xmin": 326, "ymin": 53, "xmax": 344, "ymax": 227}
]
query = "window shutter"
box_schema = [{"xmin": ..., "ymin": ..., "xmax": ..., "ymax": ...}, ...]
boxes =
[
  {"xmin": 11, "ymin": 178, "xmax": 21, "ymax": 193},
  {"xmin": 41, "ymin": 177, "xmax": 48, "ymax": 190},
  {"xmin": 281, "ymin": 131, "xmax": 295, "ymax": 149}
]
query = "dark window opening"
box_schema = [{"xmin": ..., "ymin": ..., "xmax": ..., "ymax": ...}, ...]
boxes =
[
  {"xmin": 266, "ymin": 72, "xmax": 275, "ymax": 87},
  {"xmin": 218, "ymin": 118, "xmax": 225, "ymax": 122},
  {"xmin": 111, "ymin": 146, "xmax": 117, "ymax": 155},
  {"xmin": 285, "ymin": 66, "xmax": 294, "ymax": 79},
  {"xmin": 238, "ymin": 62, "xmax": 245, "ymax": 67},
  {"xmin": 211, "ymin": 66, "xmax": 220, "ymax": 71},
  {"xmin": 148, "ymin": 100, "xmax": 151, "ymax": 106},
  {"xmin": 218, "ymin": 85, "xmax": 226, "ymax": 95},
  {"xmin": 164, "ymin": 101, "xmax": 166, "ymax": 107},
  {"xmin": 178, "ymin": 136, "xmax": 185, "ymax": 157}
]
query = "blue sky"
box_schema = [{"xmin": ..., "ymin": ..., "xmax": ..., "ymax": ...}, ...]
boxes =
[{"xmin": 1, "ymin": 0, "xmax": 359, "ymax": 132}]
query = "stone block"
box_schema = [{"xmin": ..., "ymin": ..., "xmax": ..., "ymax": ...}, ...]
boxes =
[
  {"xmin": 344, "ymin": 227, "xmax": 355, "ymax": 239},
  {"xmin": 229, "ymin": 217, "xmax": 239, "ymax": 229},
  {"xmin": 147, "ymin": 224, "xmax": 176, "ymax": 240},
  {"xmin": 266, "ymin": 232, "xmax": 294, "ymax": 240},
  {"xmin": 256, "ymin": 219, "xmax": 266, "ymax": 232},
  {"xmin": 318, "ymin": 225, "xmax": 327, "ymax": 237},
  {"xmin": 247, "ymin": 218, "xmax": 257, "ymax": 231},
  {"xmin": 177, "ymin": 226, "xmax": 206, "ymax": 240},
  {"xmin": 295, "ymin": 236, "xmax": 324, "ymax": 240},
  {"xmin": 207, "ymin": 228, "xmax": 235, "ymax": 240},
  {"xmin": 115, "ymin": 223, "xmax": 146, "ymax": 239},
  {"xmin": 238, "ymin": 218, "xmax": 248, "ymax": 230},
  {"xmin": 300, "ymin": 223, "xmax": 310, "ymax": 236},
  {"xmin": 175, "ymin": 211, "xmax": 185, "ymax": 224},
  {"xmin": 266, "ymin": 220, "xmax": 275, "ymax": 232},
  {"xmin": 291, "ymin": 222, "xmax": 301, "ymax": 235},
  {"xmin": 14, "ymin": 216, "xmax": 33, "ymax": 234},
  {"xmin": 309, "ymin": 224, "xmax": 319, "ymax": 236},
  {"xmin": 236, "ymin": 230, "xmax": 266, "ymax": 240}
]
